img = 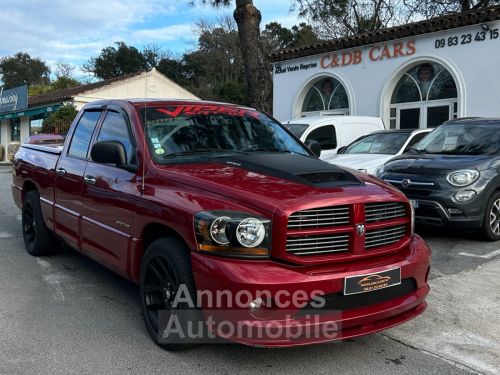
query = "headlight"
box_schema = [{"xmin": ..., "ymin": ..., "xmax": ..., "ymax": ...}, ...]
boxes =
[
  {"xmin": 236, "ymin": 218, "xmax": 266, "ymax": 247},
  {"xmin": 374, "ymin": 165, "xmax": 385, "ymax": 178},
  {"xmin": 194, "ymin": 211, "xmax": 271, "ymax": 258},
  {"xmin": 454, "ymin": 190, "xmax": 477, "ymax": 203},
  {"xmin": 446, "ymin": 170, "xmax": 479, "ymax": 187}
]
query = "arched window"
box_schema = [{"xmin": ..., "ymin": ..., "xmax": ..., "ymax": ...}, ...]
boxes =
[
  {"xmin": 302, "ymin": 77, "xmax": 349, "ymax": 115},
  {"xmin": 389, "ymin": 62, "xmax": 458, "ymax": 129}
]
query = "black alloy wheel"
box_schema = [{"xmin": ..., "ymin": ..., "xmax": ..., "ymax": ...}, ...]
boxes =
[{"xmin": 140, "ymin": 238, "xmax": 200, "ymax": 351}]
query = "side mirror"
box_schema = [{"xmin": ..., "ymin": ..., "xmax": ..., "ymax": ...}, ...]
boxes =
[
  {"xmin": 91, "ymin": 141, "xmax": 127, "ymax": 166},
  {"xmin": 305, "ymin": 140, "xmax": 321, "ymax": 158},
  {"xmin": 337, "ymin": 146, "xmax": 347, "ymax": 154}
]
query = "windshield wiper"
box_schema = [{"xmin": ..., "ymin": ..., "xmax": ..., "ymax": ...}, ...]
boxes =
[{"xmin": 241, "ymin": 146, "xmax": 292, "ymax": 153}]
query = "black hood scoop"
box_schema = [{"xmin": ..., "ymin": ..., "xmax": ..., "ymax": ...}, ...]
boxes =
[{"xmin": 219, "ymin": 153, "xmax": 363, "ymax": 188}]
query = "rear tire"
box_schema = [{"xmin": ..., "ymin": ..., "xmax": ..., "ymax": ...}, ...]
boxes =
[
  {"xmin": 478, "ymin": 192, "xmax": 500, "ymax": 241},
  {"xmin": 22, "ymin": 190, "xmax": 59, "ymax": 256},
  {"xmin": 139, "ymin": 237, "xmax": 200, "ymax": 351}
]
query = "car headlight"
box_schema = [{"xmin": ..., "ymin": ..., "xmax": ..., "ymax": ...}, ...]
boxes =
[
  {"xmin": 446, "ymin": 170, "xmax": 479, "ymax": 187},
  {"xmin": 374, "ymin": 165, "xmax": 385, "ymax": 178},
  {"xmin": 194, "ymin": 211, "xmax": 271, "ymax": 258}
]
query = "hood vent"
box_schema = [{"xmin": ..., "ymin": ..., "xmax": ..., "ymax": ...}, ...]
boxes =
[{"xmin": 296, "ymin": 172, "xmax": 343, "ymax": 184}]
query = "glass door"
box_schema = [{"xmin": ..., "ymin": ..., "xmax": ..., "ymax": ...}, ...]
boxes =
[{"xmin": 398, "ymin": 107, "xmax": 421, "ymax": 129}]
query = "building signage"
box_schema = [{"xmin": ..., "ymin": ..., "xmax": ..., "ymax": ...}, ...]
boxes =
[
  {"xmin": 320, "ymin": 40, "xmax": 416, "ymax": 69},
  {"xmin": 433, "ymin": 26, "xmax": 498, "ymax": 49},
  {"xmin": 0, "ymin": 85, "xmax": 28, "ymax": 114}
]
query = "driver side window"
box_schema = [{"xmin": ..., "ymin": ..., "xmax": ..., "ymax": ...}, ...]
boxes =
[
  {"xmin": 97, "ymin": 111, "xmax": 135, "ymax": 164},
  {"xmin": 306, "ymin": 125, "xmax": 337, "ymax": 150}
]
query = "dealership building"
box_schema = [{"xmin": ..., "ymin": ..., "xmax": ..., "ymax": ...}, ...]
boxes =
[
  {"xmin": 0, "ymin": 68, "xmax": 198, "ymax": 161},
  {"xmin": 271, "ymin": 6, "xmax": 500, "ymax": 129}
]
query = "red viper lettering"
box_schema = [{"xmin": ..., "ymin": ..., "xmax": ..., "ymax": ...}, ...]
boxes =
[{"xmin": 156, "ymin": 105, "xmax": 260, "ymax": 118}]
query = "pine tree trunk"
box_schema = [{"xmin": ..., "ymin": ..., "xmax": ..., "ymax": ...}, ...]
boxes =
[{"xmin": 233, "ymin": 0, "xmax": 272, "ymax": 113}]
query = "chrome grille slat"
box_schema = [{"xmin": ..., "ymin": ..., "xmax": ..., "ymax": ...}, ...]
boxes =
[
  {"xmin": 287, "ymin": 235, "xmax": 349, "ymax": 242},
  {"xmin": 288, "ymin": 206, "xmax": 350, "ymax": 230},
  {"xmin": 365, "ymin": 225, "xmax": 406, "ymax": 249},
  {"xmin": 286, "ymin": 233, "xmax": 349, "ymax": 256},
  {"xmin": 287, "ymin": 239, "xmax": 349, "ymax": 247},
  {"xmin": 365, "ymin": 203, "xmax": 406, "ymax": 223}
]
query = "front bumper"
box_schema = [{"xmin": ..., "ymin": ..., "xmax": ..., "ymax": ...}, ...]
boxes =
[
  {"xmin": 191, "ymin": 235, "xmax": 430, "ymax": 347},
  {"xmin": 382, "ymin": 176, "xmax": 485, "ymax": 229},
  {"xmin": 412, "ymin": 199, "xmax": 483, "ymax": 228}
]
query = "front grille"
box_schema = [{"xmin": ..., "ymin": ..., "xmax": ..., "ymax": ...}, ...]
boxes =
[
  {"xmin": 287, "ymin": 206, "xmax": 350, "ymax": 230},
  {"xmin": 297, "ymin": 278, "xmax": 416, "ymax": 316},
  {"xmin": 286, "ymin": 233, "xmax": 349, "ymax": 256},
  {"xmin": 286, "ymin": 202, "xmax": 409, "ymax": 258},
  {"xmin": 365, "ymin": 225, "xmax": 406, "ymax": 249},
  {"xmin": 400, "ymin": 188, "xmax": 433, "ymax": 196},
  {"xmin": 365, "ymin": 202, "xmax": 406, "ymax": 223}
]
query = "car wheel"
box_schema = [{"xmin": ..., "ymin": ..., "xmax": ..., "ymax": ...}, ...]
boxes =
[
  {"xmin": 139, "ymin": 237, "xmax": 201, "ymax": 351},
  {"xmin": 22, "ymin": 190, "xmax": 59, "ymax": 256},
  {"xmin": 479, "ymin": 192, "xmax": 500, "ymax": 241}
]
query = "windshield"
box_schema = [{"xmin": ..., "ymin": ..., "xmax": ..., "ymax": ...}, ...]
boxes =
[
  {"xmin": 415, "ymin": 124, "xmax": 500, "ymax": 155},
  {"xmin": 284, "ymin": 123, "xmax": 309, "ymax": 138},
  {"xmin": 345, "ymin": 132, "xmax": 410, "ymax": 155},
  {"xmin": 139, "ymin": 105, "xmax": 310, "ymax": 162}
]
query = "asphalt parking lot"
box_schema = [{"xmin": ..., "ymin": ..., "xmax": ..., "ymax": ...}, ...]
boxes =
[{"xmin": 0, "ymin": 165, "xmax": 498, "ymax": 375}]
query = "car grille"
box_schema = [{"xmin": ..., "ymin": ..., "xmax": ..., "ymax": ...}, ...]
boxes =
[
  {"xmin": 365, "ymin": 202, "xmax": 406, "ymax": 222},
  {"xmin": 286, "ymin": 203, "xmax": 408, "ymax": 257},
  {"xmin": 287, "ymin": 205, "xmax": 350, "ymax": 230},
  {"xmin": 365, "ymin": 225, "xmax": 406, "ymax": 249},
  {"xmin": 286, "ymin": 233, "xmax": 350, "ymax": 256}
]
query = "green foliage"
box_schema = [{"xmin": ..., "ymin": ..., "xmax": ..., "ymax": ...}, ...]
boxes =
[
  {"xmin": 261, "ymin": 22, "xmax": 321, "ymax": 53},
  {"xmin": 28, "ymin": 76, "xmax": 80, "ymax": 97},
  {"xmin": 84, "ymin": 42, "xmax": 147, "ymax": 80},
  {"xmin": 42, "ymin": 105, "xmax": 78, "ymax": 134},
  {"xmin": 0, "ymin": 52, "xmax": 50, "ymax": 89}
]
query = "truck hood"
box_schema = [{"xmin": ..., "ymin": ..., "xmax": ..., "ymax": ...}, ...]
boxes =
[
  {"xmin": 325, "ymin": 154, "xmax": 392, "ymax": 174},
  {"xmin": 157, "ymin": 153, "xmax": 405, "ymax": 214},
  {"xmin": 384, "ymin": 153, "xmax": 493, "ymax": 175}
]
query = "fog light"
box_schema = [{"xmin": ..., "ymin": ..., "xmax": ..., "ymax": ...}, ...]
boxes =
[
  {"xmin": 447, "ymin": 208, "xmax": 463, "ymax": 215},
  {"xmin": 249, "ymin": 298, "xmax": 264, "ymax": 312},
  {"xmin": 454, "ymin": 190, "xmax": 477, "ymax": 203}
]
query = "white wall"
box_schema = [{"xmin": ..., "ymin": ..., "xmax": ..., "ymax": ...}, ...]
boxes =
[
  {"xmin": 73, "ymin": 69, "xmax": 199, "ymax": 110},
  {"xmin": 272, "ymin": 21, "xmax": 500, "ymax": 124}
]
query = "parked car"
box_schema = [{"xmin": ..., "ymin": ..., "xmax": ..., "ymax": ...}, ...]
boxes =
[
  {"xmin": 325, "ymin": 129, "xmax": 432, "ymax": 175},
  {"xmin": 12, "ymin": 99, "xmax": 430, "ymax": 350},
  {"xmin": 282, "ymin": 116, "xmax": 385, "ymax": 159},
  {"xmin": 25, "ymin": 134, "xmax": 65, "ymax": 145},
  {"xmin": 378, "ymin": 118, "xmax": 500, "ymax": 240}
]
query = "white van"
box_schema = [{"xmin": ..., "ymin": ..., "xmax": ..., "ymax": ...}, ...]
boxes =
[{"xmin": 282, "ymin": 116, "xmax": 385, "ymax": 159}]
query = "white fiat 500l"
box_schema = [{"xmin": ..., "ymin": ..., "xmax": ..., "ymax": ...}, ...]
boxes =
[{"xmin": 324, "ymin": 129, "xmax": 432, "ymax": 175}]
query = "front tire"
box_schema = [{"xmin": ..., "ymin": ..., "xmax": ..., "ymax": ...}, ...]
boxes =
[
  {"xmin": 22, "ymin": 190, "xmax": 58, "ymax": 256},
  {"xmin": 478, "ymin": 192, "xmax": 500, "ymax": 241},
  {"xmin": 139, "ymin": 238, "xmax": 200, "ymax": 351}
]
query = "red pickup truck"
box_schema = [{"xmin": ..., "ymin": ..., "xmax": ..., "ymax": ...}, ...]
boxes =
[{"xmin": 12, "ymin": 99, "xmax": 430, "ymax": 350}]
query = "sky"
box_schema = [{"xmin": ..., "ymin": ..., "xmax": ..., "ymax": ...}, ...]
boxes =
[{"xmin": 0, "ymin": 0, "xmax": 300, "ymax": 79}]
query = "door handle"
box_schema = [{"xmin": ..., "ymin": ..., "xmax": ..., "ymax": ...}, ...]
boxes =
[
  {"xmin": 56, "ymin": 167, "xmax": 66, "ymax": 176},
  {"xmin": 84, "ymin": 175, "xmax": 97, "ymax": 185}
]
